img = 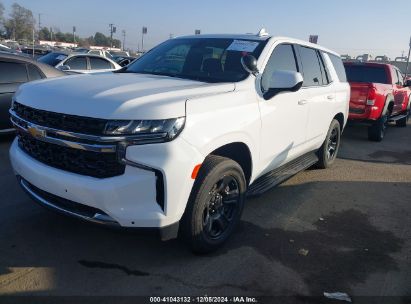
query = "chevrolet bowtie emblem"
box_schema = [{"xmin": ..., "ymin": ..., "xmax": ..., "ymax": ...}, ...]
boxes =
[{"xmin": 27, "ymin": 126, "xmax": 46, "ymax": 138}]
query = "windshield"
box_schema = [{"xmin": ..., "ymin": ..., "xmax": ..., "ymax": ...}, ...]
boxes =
[
  {"xmin": 38, "ymin": 52, "xmax": 68, "ymax": 66},
  {"xmin": 125, "ymin": 38, "xmax": 267, "ymax": 83},
  {"xmin": 344, "ymin": 65, "xmax": 389, "ymax": 84}
]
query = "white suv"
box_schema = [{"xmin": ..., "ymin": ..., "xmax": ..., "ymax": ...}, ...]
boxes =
[{"xmin": 9, "ymin": 31, "xmax": 349, "ymax": 253}]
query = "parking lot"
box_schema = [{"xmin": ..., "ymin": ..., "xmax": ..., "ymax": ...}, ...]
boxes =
[{"xmin": 0, "ymin": 122, "xmax": 410, "ymax": 302}]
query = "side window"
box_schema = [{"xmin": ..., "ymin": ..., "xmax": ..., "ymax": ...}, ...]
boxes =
[
  {"xmin": 317, "ymin": 51, "xmax": 330, "ymax": 85},
  {"xmin": 65, "ymin": 56, "xmax": 87, "ymax": 70},
  {"xmin": 0, "ymin": 62, "xmax": 29, "ymax": 84},
  {"xmin": 298, "ymin": 46, "xmax": 323, "ymax": 87},
  {"xmin": 27, "ymin": 64, "xmax": 44, "ymax": 81},
  {"xmin": 89, "ymin": 57, "xmax": 112, "ymax": 70},
  {"xmin": 391, "ymin": 68, "xmax": 399, "ymax": 85},
  {"xmin": 261, "ymin": 44, "xmax": 298, "ymax": 92},
  {"xmin": 396, "ymin": 69, "xmax": 404, "ymax": 86},
  {"xmin": 329, "ymin": 54, "xmax": 347, "ymax": 82}
]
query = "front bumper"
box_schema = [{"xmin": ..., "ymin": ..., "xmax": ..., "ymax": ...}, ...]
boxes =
[{"xmin": 10, "ymin": 137, "xmax": 203, "ymax": 228}]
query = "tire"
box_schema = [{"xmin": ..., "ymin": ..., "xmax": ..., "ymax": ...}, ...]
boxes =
[
  {"xmin": 368, "ymin": 113, "xmax": 388, "ymax": 142},
  {"xmin": 396, "ymin": 101, "xmax": 410, "ymax": 127},
  {"xmin": 396, "ymin": 113, "xmax": 408, "ymax": 127},
  {"xmin": 181, "ymin": 155, "xmax": 246, "ymax": 254},
  {"xmin": 316, "ymin": 119, "xmax": 341, "ymax": 169}
]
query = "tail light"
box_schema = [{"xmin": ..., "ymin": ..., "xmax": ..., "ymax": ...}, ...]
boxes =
[{"xmin": 366, "ymin": 87, "xmax": 376, "ymax": 106}]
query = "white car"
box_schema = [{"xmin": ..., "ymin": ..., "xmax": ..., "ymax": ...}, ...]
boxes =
[
  {"xmin": 9, "ymin": 30, "xmax": 349, "ymax": 253},
  {"xmin": 55, "ymin": 54, "xmax": 121, "ymax": 73}
]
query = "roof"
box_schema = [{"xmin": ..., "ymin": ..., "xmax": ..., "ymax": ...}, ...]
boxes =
[
  {"xmin": 343, "ymin": 61, "xmax": 392, "ymax": 67},
  {"xmin": 176, "ymin": 33, "xmax": 271, "ymax": 41},
  {"xmin": 174, "ymin": 34, "xmax": 340, "ymax": 56},
  {"xmin": 0, "ymin": 52, "xmax": 66, "ymax": 77}
]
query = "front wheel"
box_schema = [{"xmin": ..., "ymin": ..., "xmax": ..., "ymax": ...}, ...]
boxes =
[
  {"xmin": 181, "ymin": 155, "xmax": 246, "ymax": 254},
  {"xmin": 316, "ymin": 119, "xmax": 341, "ymax": 169}
]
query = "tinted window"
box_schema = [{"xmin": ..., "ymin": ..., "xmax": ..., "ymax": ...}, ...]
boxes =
[
  {"xmin": 65, "ymin": 56, "xmax": 87, "ymax": 70},
  {"xmin": 317, "ymin": 52, "xmax": 330, "ymax": 85},
  {"xmin": 38, "ymin": 53, "xmax": 68, "ymax": 66},
  {"xmin": 344, "ymin": 65, "xmax": 389, "ymax": 84},
  {"xmin": 299, "ymin": 46, "xmax": 323, "ymax": 87},
  {"xmin": 329, "ymin": 54, "xmax": 347, "ymax": 82},
  {"xmin": 125, "ymin": 38, "xmax": 267, "ymax": 83},
  {"xmin": 89, "ymin": 57, "xmax": 112, "ymax": 70},
  {"xmin": 0, "ymin": 62, "xmax": 28, "ymax": 83},
  {"xmin": 27, "ymin": 64, "xmax": 44, "ymax": 80},
  {"xmin": 262, "ymin": 44, "xmax": 298, "ymax": 91},
  {"xmin": 395, "ymin": 69, "xmax": 404, "ymax": 85}
]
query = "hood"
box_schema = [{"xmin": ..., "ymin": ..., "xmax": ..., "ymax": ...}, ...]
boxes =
[{"xmin": 14, "ymin": 73, "xmax": 235, "ymax": 120}]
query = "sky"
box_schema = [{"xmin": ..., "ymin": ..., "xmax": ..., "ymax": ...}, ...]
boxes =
[{"xmin": 2, "ymin": 0, "xmax": 411, "ymax": 58}]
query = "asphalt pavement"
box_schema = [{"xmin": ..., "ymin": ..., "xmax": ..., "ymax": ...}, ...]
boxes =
[{"xmin": 0, "ymin": 122, "xmax": 410, "ymax": 303}]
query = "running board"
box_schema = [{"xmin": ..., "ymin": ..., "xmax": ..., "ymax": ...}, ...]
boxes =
[
  {"xmin": 247, "ymin": 152, "xmax": 319, "ymax": 197},
  {"xmin": 388, "ymin": 114, "xmax": 408, "ymax": 122}
]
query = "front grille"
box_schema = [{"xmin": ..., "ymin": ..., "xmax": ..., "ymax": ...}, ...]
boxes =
[
  {"xmin": 18, "ymin": 131, "xmax": 125, "ymax": 178},
  {"xmin": 13, "ymin": 102, "xmax": 108, "ymax": 136}
]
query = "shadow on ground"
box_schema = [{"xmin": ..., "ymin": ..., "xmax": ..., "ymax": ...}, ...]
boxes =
[{"xmin": 339, "ymin": 122, "xmax": 411, "ymax": 165}]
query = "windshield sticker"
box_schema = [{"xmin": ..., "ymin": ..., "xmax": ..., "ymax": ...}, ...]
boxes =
[
  {"xmin": 56, "ymin": 55, "xmax": 67, "ymax": 61},
  {"xmin": 227, "ymin": 40, "xmax": 259, "ymax": 52}
]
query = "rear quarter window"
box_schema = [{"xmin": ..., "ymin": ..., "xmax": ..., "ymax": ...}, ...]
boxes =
[{"xmin": 329, "ymin": 54, "xmax": 347, "ymax": 82}]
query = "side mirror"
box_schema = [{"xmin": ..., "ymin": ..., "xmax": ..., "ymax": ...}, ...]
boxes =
[
  {"xmin": 264, "ymin": 70, "xmax": 304, "ymax": 100},
  {"xmin": 405, "ymin": 79, "xmax": 411, "ymax": 87},
  {"xmin": 241, "ymin": 55, "xmax": 259, "ymax": 75},
  {"xmin": 58, "ymin": 65, "xmax": 71, "ymax": 71}
]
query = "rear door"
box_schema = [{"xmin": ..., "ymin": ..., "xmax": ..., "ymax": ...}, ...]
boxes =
[
  {"xmin": 0, "ymin": 61, "xmax": 29, "ymax": 130},
  {"xmin": 296, "ymin": 45, "xmax": 333, "ymax": 145}
]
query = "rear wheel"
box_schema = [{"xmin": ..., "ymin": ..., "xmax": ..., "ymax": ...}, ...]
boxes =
[
  {"xmin": 316, "ymin": 119, "xmax": 341, "ymax": 169},
  {"xmin": 368, "ymin": 113, "xmax": 388, "ymax": 141},
  {"xmin": 396, "ymin": 101, "xmax": 410, "ymax": 127},
  {"xmin": 181, "ymin": 155, "xmax": 246, "ymax": 254}
]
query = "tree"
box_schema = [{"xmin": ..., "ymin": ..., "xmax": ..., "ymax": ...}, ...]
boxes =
[
  {"xmin": 38, "ymin": 27, "xmax": 50, "ymax": 40},
  {"xmin": 4, "ymin": 3, "xmax": 35, "ymax": 41}
]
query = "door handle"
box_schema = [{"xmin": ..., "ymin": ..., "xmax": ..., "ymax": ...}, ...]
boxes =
[
  {"xmin": 298, "ymin": 100, "xmax": 308, "ymax": 105},
  {"xmin": 327, "ymin": 95, "xmax": 335, "ymax": 100}
]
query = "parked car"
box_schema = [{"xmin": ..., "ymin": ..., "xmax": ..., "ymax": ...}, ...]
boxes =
[
  {"xmin": 75, "ymin": 48, "xmax": 114, "ymax": 59},
  {"xmin": 9, "ymin": 31, "xmax": 349, "ymax": 253},
  {"xmin": 37, "ymin": 51, "xmax": 71, "ymax": 67},
  {"xmin": 54, "ymin": 54, "xmax": 121, "ymax": 73},
  {"xmin": 109, "ymin": 50, "xmax": 130, "ymax": 57},
  {"xmin": 0, "ymin": 53, "xmax": 65, "ymax": 134},
  {"xmin": 344, "ymin": 62, "xmax": 411, "ymax": 141},
  {"xmin": 21, "ymin": 46, "xmax": 51, "ymax": 58}
]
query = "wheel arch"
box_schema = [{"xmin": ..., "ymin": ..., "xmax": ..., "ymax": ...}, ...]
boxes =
[
  {"xmin": 208, "ymin": 142, "xmax": 253, "ymax": 186},
  {"xmin": 383, "ymin": 94, "xmax": 395, "ymax": 115},
  {"xmin": 333, "ymin": 112, "xmax": 345, "ymax": 130}
]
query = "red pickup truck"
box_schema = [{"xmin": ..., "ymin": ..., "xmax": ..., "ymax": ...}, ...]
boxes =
[{"xmin": 344, "ymin": 62, "xmax": 411, "ymax": 141}]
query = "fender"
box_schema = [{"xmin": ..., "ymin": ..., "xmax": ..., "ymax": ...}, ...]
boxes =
[{"xmin": 382, "ymin": 94, "xmax": 395, "ymax": 116}]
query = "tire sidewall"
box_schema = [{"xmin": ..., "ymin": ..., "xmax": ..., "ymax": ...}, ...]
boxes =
[
  {"xmin": 187, "ymin": 159, "xmax": 246, "ymax": 250},
  {"xmin": 322, "ymin": 119, "xmax": 341, "ymax": 167}
]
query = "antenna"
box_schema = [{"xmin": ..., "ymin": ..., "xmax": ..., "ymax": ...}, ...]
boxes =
[{"xmin": 257, "ymin": 28, "xmax": 269, "ymax": 37}]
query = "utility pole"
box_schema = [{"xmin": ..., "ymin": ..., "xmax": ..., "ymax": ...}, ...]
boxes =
[
  {"xmin": 122, "ymin": 30, "xmax": 126, "ymax": 51},
  {"xmin": 73, "ymin": 26, "xmax": 76, "ymax": 44},
  {"xmin": 405, "ymin": 36, "xmax": 411, "ymax": 79},
  {"xmin": 109, "ymin": 24, "xmax": 116, "ymax": 49},
  {"xmin": 50, "ymin": 27, "xmax": 53, "ymax": 41},
  {"xmin": 142, "ymin": 26, "xmax": 147, "ymax": 53},
  {"xmin": 38, "ymin": 13, "xmax": 41, "ymax": 41}
]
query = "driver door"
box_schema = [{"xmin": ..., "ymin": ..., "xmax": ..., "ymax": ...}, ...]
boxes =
[{"xmin": 257, "ymin": 44, "xmax": 309, "ymax": 174}]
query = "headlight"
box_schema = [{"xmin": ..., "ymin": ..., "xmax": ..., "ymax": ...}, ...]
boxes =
[{"xmin": 103, "ymin": 117, "xmax": 185, "ymax": 142}]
